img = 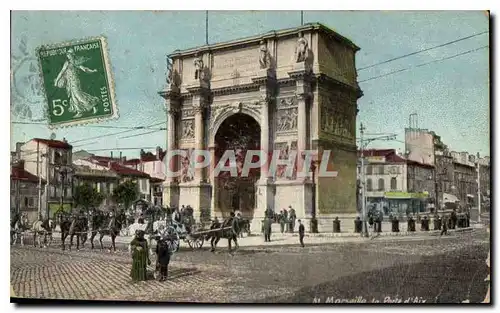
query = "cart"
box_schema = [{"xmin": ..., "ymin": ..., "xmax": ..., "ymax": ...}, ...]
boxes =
[{"xmin": 184, "ymin": 226, "xmax": 233, "ymax": 250}]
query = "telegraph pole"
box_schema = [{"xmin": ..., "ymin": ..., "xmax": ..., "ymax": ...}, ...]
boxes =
[
  {"xmin": 358, "ymin": 123, "xmax": 397, "ymax": 238},
  {"xmin": 477, "ymin": 152, "xmax": 481, "ymax": 222},
  {"xmin": 359, "ymin": 123, "xmax": 368, "ymax": 237}
]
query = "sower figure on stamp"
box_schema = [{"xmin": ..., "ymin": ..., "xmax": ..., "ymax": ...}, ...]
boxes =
[
  {"xmin": 53, "ymin": 48, "xmax": 99, "ymax": 118},
  {"xmin": 130, "ymin": 230, "xmax": 151, "ymax": 282},
  {"xmin": 298, "ymin": 219, "xmax": 305, "ymax": 247}
]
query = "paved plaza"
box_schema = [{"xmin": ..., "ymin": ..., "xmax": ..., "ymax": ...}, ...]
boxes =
[{"xmin": 11, "ymin": 228, "xmax": 489, "ymax": 303}]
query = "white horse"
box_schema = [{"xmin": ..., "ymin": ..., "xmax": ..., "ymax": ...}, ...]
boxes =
[
  {"xmin": 11, "ymin": 213, "xmax": 30, "ymax": 246},
  {"xmin": 32, "ymin": 218, "xmax": 55, "ymax": 248}
]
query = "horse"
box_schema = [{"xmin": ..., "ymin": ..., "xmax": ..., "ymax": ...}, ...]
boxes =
[
  {"xmin": 57, "ymin": 214, "xmax": 87, "ymax": 251},
  {"xmin": 208, "ymin": 217, "xmax": 241, "ymax": 253},
  {"xmin": 10, "ymin": 213, "xmax": 30, "ymax": 246},
  {"xmin": 89, "ymin": 211, "xmax": 124, "ymax": 252},
  {"xmin": 32, "ymin": 217, "xmax": 56, "ymax": 248}
]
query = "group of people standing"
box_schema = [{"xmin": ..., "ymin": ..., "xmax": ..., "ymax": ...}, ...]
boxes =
[
  {"xmin": 262, "ymin": 206, "xmax": 305, "ymax": 247},
  {"xmin": 129, "ymin": 226, "xmax": 177, "ymax": 282}
]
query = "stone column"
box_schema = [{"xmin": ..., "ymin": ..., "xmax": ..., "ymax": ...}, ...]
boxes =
[
  {"xmin": 288, "ymin": 62, "xmax": 311, "ymax": 176},
  {"xmin": 193, "ymin": 100, "xmax": 205, "ymax": 182},
  {"xmin": 251, "ymin": 69, "xmax": 275, "ymax": 234},
  {"xmin": 161, "ymin": 87, "xmax": 180, "ymax": 208}
]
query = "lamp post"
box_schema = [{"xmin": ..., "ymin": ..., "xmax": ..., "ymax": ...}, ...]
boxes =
[
  {"xmin": 55, "ymin": 165, "xmax": 73, "ymax": 215},
  {"xmin": 310, "ymin": 159, "xmax": 318, "ymax": 233}
]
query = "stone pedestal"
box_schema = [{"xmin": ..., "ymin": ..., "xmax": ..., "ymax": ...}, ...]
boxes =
[
  {"xmin": 252, "ymin": 179, "xmax": 274, "ymax": 233},
  {"xmin": 179, "ymin": 183, "xmax": 211, "ymax": 222},
  {"xmin": 274, "ymin": 180, "xmax": 312, "ymax": 220},
  {"xmin": 162, "ymin": 182, "xmax": 180, "ymax": 208}
]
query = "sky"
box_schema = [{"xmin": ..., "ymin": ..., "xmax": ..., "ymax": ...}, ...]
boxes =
[{"xmin": 10, "ymin": 10, "xmax": 490, "ymax": 158}]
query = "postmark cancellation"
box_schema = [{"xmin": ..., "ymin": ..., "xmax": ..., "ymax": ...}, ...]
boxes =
[{"xmin": 36, "ymin": 36, "xmax": 118, "ymax": 128}]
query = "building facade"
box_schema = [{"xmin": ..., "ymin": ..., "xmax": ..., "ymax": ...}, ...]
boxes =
[
  {"xmin": 123, "ymin": 147, "xmax": 166, "ymax": 206},
  {"xmin": 74, "ymin": 156, "xmax": 152, "ymax": 207},
  {"xmin": 18, "ymin": 138, "xmax": 74, "ymax": 218},
  {"xmin": 160, "ymin": 23, "xmax": 362, "ymax": 232},
  {"xmin": 451, "ymin": 151, "xmax": 478, "ymax": 207},
  {"xmin": 360, "ymin": 149, "xmax": 433, "ymax": 216},
  {"xmin": 10, "ymin": 160, "xmax": 45, "ymax": 223}
]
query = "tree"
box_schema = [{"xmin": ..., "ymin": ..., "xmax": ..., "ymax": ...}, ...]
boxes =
[
  {"xmin": 73, "ymin": 183, "xmax": 105, "ymax": 212},
  {"xmin": 112, "ymin": 180, "xmax": 139, "ymax": 211}
]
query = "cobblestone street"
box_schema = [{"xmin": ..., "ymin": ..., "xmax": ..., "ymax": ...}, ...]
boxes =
[{"xmin": 11, "ymin": 229, "xmax": 490, "ymax": 303}]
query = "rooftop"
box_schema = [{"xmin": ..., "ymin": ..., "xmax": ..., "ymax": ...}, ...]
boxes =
[
  {"xmin": 169, "ymin": 22, "xmax": 359, "ymax": 58},
  {"xmin": 32, "ymin": 138, "xmax": 72, "ymax": 149},
  {"xmin": 11, "ymin": 164, "xmax": 45, "ymax": 183}
]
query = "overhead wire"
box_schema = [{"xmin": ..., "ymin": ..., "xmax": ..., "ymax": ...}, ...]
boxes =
[{"xmin": 12, "ymin": 32, "xmax": 489, "ymax": 155}]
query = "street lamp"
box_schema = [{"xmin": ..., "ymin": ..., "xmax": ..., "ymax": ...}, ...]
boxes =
[{"xmin": 310, "ymin": 159, "xmax": 318, "ymax": 233}]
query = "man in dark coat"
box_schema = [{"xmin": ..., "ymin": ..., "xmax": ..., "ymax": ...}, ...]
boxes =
[
  {"xmin": 440, "ymin": 215, "xmax": 448, "ymax": 236},
  {"xmin": 263, "ymin": 217, "xmax": 272, "ymax": 242},
  {"xmin": 155, "ymin": 233, "xmax": 174, "ymax": 281},
  {"xmin": 279, "ymin": 210, "xmax": 285, "ymax": 233},
  {"xmin": 298, "ymin": 219, "xmax": 305, "ymax": 247},
  {"xmin": 288, "ymin": 206, "xmax": 296, "ymax": 233}
]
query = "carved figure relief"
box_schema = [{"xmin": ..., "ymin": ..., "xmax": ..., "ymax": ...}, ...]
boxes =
[
  {"xmin": 180, "ymin": 149, "xmax": 194, "ymax": 183},
  {"xmin": 276, "ymin": 108, "xmax": 298, "ymax": 132},
  {"xmin": 295, "ymin": 32, "xmax": 309, "ymax": 63},
  {"xmin": 274, "ymin": 142, "xmax": 297, "ymax": 180},
  {"xmin": 259, "ymin": 40, "xmax": 271, "ymax": 69},
  {"xmin": 194, "ymin": 53, "xmax": 204, "ymax": 81},
  {"xmin": 321, "ymin": 96, "xmax": 355, "ymax": 140},
  {"xmin": 181, "ymin": 119, "xmax": 195, "ymax": 139}
]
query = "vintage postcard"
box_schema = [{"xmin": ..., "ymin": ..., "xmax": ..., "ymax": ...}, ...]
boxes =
[{"xmin": 9, "ymin": 10, "xmax": 491, "ymax": 304}]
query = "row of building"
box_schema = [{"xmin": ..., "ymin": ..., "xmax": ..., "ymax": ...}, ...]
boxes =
[
  {"xmin": 10, "ymin": 138, "xmax": 168, "ymax": 222},
  {"xmin": 359, "ymin": 130, "xmax": 490, "ymax": 216}
]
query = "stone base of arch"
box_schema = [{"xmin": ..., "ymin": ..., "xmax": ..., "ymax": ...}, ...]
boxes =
[{"xmin": 178, "ymin": 183, "xmax": 211, "ymax": 220}]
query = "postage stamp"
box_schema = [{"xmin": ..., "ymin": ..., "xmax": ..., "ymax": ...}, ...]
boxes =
[{"xmin": 36, "ymin": 36, "xmax": 118, "ymax": 127}]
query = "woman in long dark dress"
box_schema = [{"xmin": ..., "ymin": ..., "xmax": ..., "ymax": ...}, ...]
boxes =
[{"xmin": 130, "ymin": 230, "xmax": 151, "ymax": 282}]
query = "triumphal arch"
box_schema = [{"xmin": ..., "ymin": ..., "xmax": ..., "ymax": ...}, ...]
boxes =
[{"xmin": 160, "ymin": 23, "xmax": 362, "ymax": 232}]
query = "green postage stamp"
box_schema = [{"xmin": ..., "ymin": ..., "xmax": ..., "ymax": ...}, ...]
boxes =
[{"xmin": 36, "ymin": 36, "xmax": 118, "ymax": 127}]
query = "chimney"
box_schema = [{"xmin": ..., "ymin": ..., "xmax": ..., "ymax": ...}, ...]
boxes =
[
  {"xmin": 62, "ymin": 137, "xmax": 67, "ymax": 143},
  {"xmin": 119, "ymin": 151, "xmax": 122, "ymax": 163},
  {"xmin": 111, "ymin": 151, "xmax": 113, "ymax": 159}
]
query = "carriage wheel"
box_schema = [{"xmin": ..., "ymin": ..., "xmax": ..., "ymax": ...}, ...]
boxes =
[
  {"xmin": 187, "ymin": 239, "xmax": 194, "ymax": 249},
  {"xmin": 194, "ymin": 237, "xmax": 204, "ymax": 249}
]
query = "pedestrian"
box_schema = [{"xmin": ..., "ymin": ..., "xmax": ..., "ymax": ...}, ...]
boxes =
[
  {"xmin": 440, "ymin": 216, "xmax": 448, "ymax": 236},
  {"xmin": 155, "ymin": 231, "xmax": 174, "ymax": 281},
  {"xmin": 298, "ymin": 219, "xmax": 305, "ymax": 247},
  {"xmin": 263, "ymin": 217, "xmax": 272, "ymax": 242},
  {"xmin": 279, "ymin": 210, "xmax": 285, "ymax": 233},
  {"xmin": 289, "ymin": 206, "xmax": 296, "ymax": 233},
  {"xmin": 130, "ymin": 230, "xmax": 151, "ymax": 282}
]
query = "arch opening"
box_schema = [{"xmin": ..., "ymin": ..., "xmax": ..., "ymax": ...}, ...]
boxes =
[{"xmin": 213, "ymin": 113, "xmax": 261, "ymax": 216}]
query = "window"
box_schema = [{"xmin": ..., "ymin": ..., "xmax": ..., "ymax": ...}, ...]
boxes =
[
  {"xmin": 366, "ymin": 179, "xmax": 373, "ymax": 191},
  {"xmin": 378, "ymin": 178, "xmax": 385, "ymax": 191},
  {"xmin": 378, "ymin": 166, "xmax": 385, "ymax": 175},
  {"xmin": 50, "ymin": 185, "xmax": 56, "ymax": 198},
  {"xmin": 390, "ymin": 177, "xmax": 397, "ymax": 190},
  {"xmin": 366, "ymin": 166, "xmax": 373, "ymax": 175},
  {"xmin": 24, "ymin": 197, "xmax": 28, "ymax": 207}
]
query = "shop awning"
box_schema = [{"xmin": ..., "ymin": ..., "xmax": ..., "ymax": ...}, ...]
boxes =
[{"xmin": 384, "ymin": 192, "xmax": 429, "ymax": 199}]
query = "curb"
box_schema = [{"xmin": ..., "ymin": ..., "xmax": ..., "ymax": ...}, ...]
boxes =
[{"xmin": 264, "ymin": 227, "xmax": 475, "ymax": 238}]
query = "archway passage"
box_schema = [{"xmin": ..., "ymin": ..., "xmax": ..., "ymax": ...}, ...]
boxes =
[{"xmin": 214, "ymin": 113, "xmax": 261, "ymax": 216}]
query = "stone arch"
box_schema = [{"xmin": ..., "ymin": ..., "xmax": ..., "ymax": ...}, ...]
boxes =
[{"xmin": 209, "ymin": 104, "xmax": 261, "ymax": 147}]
